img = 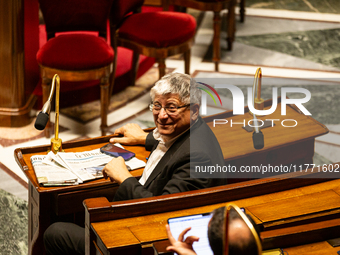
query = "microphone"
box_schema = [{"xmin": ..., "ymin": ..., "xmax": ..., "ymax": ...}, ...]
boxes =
[
  {"xmin": 252, "ymin": 131, "xmax": 264, "ymax": 150},
  {"xmin": 34, "ymin": 76, "xmax": 55, "ymax": 131},
  {"xmin": 34, "ymin": 101, "xmax": 52, "ymax": 130},
  {"xmin": 252, "ymin": 116, "xmax": 264, "ymax": 150}
]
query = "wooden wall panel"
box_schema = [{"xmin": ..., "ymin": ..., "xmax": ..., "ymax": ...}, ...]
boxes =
[{"xmin": 0, "ymin": 0, "xmax": 39, "ymax": 127}]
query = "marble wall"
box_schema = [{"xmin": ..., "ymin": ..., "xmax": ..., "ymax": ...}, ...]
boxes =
[{"xmin": 0, "ymin": 189, "xmax": 28, "ymax": 255}]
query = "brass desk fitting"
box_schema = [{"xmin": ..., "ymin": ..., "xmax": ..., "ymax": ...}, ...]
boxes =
[
  {"xmin": 49, "ymin": 74, "xmax": 62, "ymax": 154},
  {"xmin": 249, "ymin": 67, "xmax": 264, "ymax": 116}
]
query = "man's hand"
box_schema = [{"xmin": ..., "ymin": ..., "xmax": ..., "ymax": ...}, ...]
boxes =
[
  {"xmin": 110, "ymin": 123, "xmax": 148, "ymax": 145},
  {"xmin": 102, "ymin": 157, "xmax": 133, "ymax": 184},
  {"xmin": 166, "ymin": 224, "xmax": 198, "ymax": 255}
]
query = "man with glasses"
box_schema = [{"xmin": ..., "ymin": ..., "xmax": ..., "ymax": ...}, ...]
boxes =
[
  {"xmin": 102, "ymin": 72, "xmax": 227, "ymax": 201},
  {"xmin": 44, "ymin": 72, "xmax": 226, "ymax": 255}
]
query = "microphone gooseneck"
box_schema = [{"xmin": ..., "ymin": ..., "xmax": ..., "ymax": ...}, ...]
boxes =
[
  {"xmin": 34, "ymin": 74, "xmax": 63, "ymax": 154},
  {"xmin": 251, "ymin": 68, "xmax": 264, "ymax": 150},
  {"xmin": 34, "ymin": 75, "xmax": 56, "ymax": 131}
]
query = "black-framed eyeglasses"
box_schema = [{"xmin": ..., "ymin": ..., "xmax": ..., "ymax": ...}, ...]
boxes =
[{"xmin": 149, "ymin": 102, "xmax": 192, "ymax": 115}]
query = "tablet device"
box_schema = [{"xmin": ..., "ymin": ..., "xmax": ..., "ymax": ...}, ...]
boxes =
[{"xmin": 168, "ymin": 213, "xmax": 213, "ymax": 255}]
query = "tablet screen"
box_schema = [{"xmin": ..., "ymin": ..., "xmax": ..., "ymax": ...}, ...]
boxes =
[{"xmin": 168, "ymin": 213, "xmax": 213, "ymax": 255}]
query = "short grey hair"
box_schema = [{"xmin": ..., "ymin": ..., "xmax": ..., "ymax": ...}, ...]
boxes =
[{"xmin": 150, "ymin": 73, "xmax": 201, "ymax": 105}]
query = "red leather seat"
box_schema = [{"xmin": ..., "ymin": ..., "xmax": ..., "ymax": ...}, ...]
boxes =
[
  {"xmin": 118, "ymin": 12, "xmax": 196, "ymax": 48},
  {"xmin": 111, "ymin": 0, "xmax": 196, "ymax": 83},
  {"xmin": 37, "ymin": 34, "xmax": 113, "ymax": 70},
  {"xmin": 37, "ymin": 0, "xmax": 115, "ymax": 137}
]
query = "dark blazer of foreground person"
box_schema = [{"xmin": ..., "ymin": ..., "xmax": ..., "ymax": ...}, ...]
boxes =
[{"xmin": 114, "ymin": 116, "xmax": 227, "ymax": 201}]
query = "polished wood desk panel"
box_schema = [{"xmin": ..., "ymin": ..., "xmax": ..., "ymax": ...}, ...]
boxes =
[
  {"xmin": 90, "ymin": 178, "xmax": 340, "ymax": 254},
  {"xmin": 260, "ymin": 217, "xmax": 340, "ymax": 250},
  {"xmin": 84, "ymin": 169, "xmax": 333, "ymax": 224},
  {"xmin": 15, "ymin": 135, "xmax": 149, "ymax": 255},
  {"xmin": 283, "ymin": 241, "xmax": 340, "ymax": 255},
  {"xmin": 247, "ymin": 189, "xmax": 340, "ymax": 225}
]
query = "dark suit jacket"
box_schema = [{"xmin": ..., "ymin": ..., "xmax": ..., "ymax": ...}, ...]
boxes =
[{"xmin": 114, "ymin": 117, "xmax": 227, "ymax": 201}]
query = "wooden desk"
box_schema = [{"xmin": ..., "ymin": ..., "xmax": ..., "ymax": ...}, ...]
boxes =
[
  {"xmin": 90, "ymin": 179, "xmax": 340, "ymax": 254},
  {"xmin": 282, "ymin": 241, "xmax": 340, "ymax": 255},
  {"xmin": 204, "ymin": 99, "xmax": 328, "ymax": 179},
  {"xmin": 14, "ymin": 135, "xmax": 149, "ymax": 255}
]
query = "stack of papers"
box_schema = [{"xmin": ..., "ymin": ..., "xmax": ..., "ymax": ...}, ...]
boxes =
[{"xmin": 31, "ymin": 145, "xmax": 146, "ymax": 186}]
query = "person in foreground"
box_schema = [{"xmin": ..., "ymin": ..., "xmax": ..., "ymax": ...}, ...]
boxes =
[
  {"xmin": 44, "ymin": 72, "xmax": 227, "ymax": 255},
  {"xmin": 166, "ymin": 207, "xmax": 260, "ymax": 255}
]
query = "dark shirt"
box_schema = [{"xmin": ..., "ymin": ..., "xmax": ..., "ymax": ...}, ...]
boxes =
[{"xmin": 114, "ymin": 117, "xmax": 227, "ymax": 201}]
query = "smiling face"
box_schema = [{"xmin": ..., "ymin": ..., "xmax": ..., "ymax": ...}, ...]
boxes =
[{"xmin": 153, "ymin": 93, "xmax": 193, "ymax": 140}]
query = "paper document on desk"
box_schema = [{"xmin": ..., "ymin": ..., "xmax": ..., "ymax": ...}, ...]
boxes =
[
  {"xmin": 124, "ymin": 157, "xmax": 146, "ymax": 170},
  {"xmin": 55, "ymin": 147, "xmax": 146, "ymax": 182},
  {"xmin": 51, "ymin": 149, "xmax": 112, "ymax": 182},
  {"xmin": 32, "ymin": 145, "xmax": 146, "ymax": 185},
  {"xmin": 31, "ymin": 155, "xmax": 78, "ymax": 186}
]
